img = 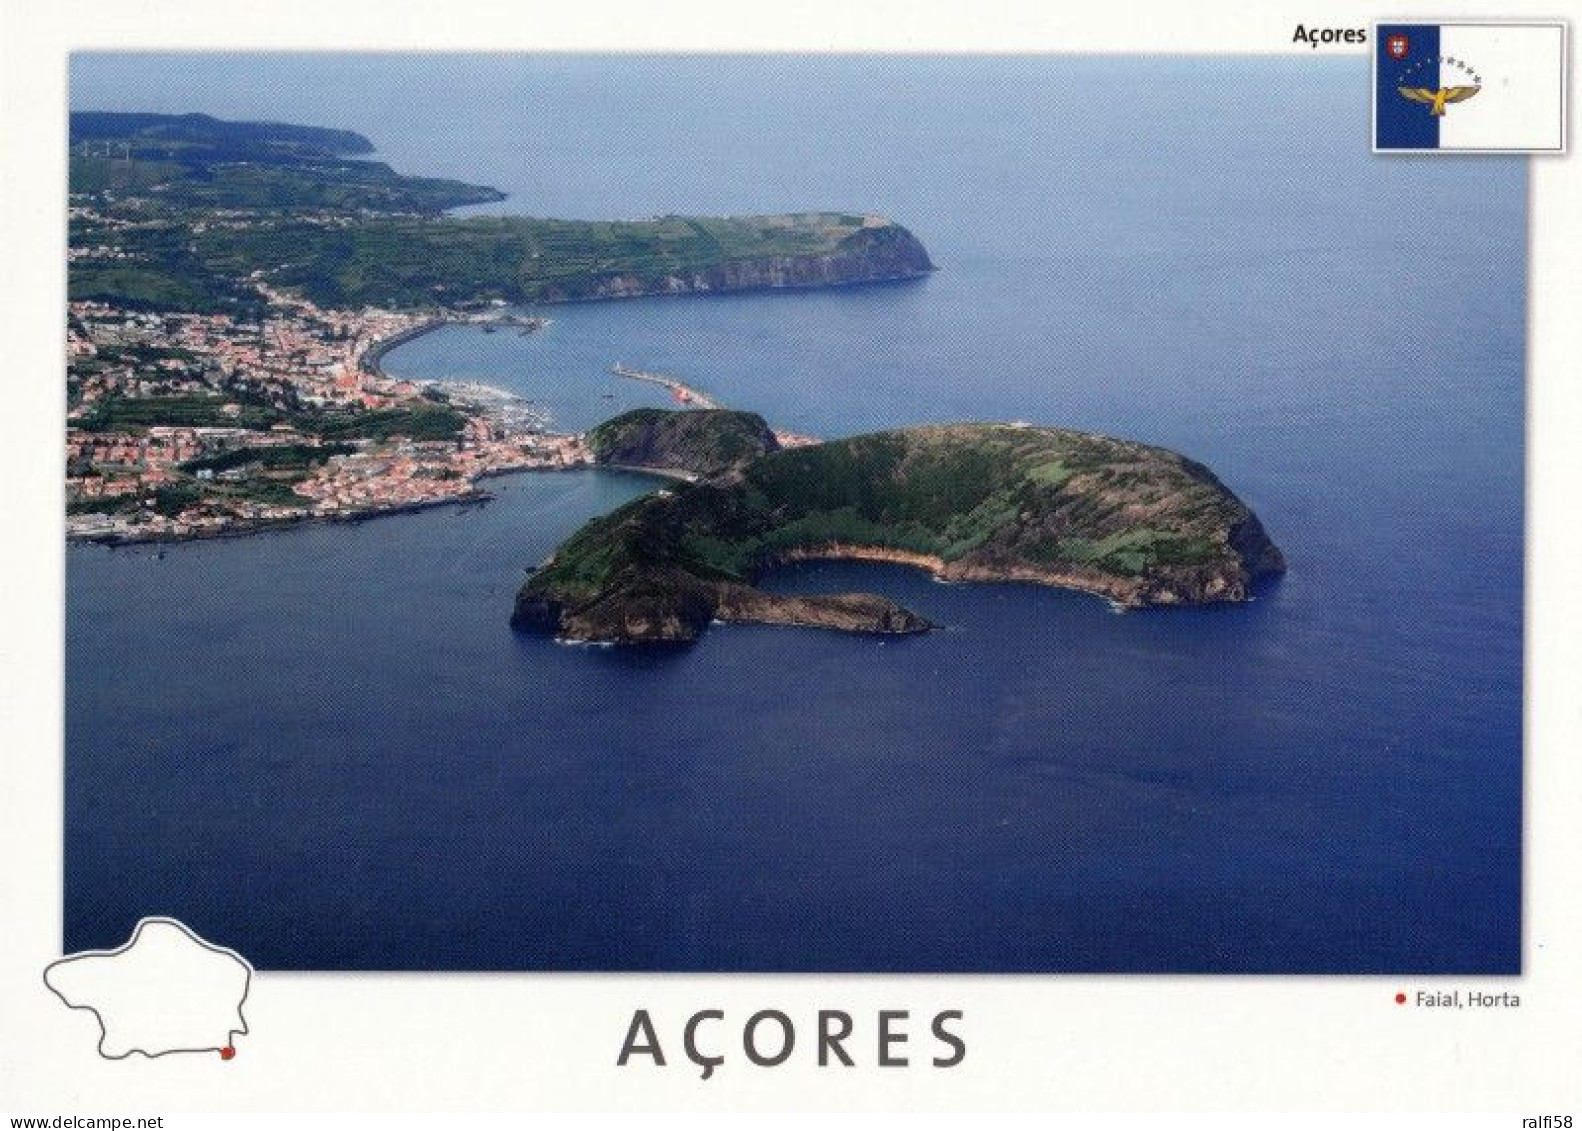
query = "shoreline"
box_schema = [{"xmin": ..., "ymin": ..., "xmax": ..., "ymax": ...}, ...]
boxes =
[
  {"xmin": 69, "ymin": 273, "xmax": 930, "ymax": 551},
  {"xmin": 360, "ymin": 311, "xmax": 549, "ymax": 376},
  {"xmin": 67, "ymin": 492, "xmax": 491, "ymax": 548},
  {"xmin": 762, "ymin": 542, "xmax": 1275, "ymax": 611},
  {"xmin": 359, "ymin": 269, "xmax": 932, "ymax": 379},
  {"xmin": 499, "ymin": 267, "xmax": 934, "ymax": 308},
  {"xmin": 763, "ymin": 543, "xmax": 1149, "ymax": 610},
  {"xmin": 65, "ymin": 463, "xmax": 605, "ymax": 548},
  {"xmin": 359, "ymin": 317, "xmax": 447, "ymax": 374}
]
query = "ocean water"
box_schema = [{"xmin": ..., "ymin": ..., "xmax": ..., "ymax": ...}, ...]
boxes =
[{"xmin": 65, "ymin": 55, "xmax": 1525, "ymax": 972}]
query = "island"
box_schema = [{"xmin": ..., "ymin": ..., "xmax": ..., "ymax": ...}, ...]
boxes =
[
  {"xmin": 513, "ymin": 411, "xmax": 1286, "ymax": 644},
  {"xmin": 65, "ymin": 112, "xmax": 934, "ymax": 542}
]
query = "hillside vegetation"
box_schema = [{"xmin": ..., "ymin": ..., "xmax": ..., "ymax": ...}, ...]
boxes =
[
  {"xmin": 69, "ymin": 114, "xmax": 934, "ymax": 312},
  {"xmin": 515, "ymin": 418, "xmax": 1286, "ymax": 643},
  {"xmin": 193, "ymin": 212, "xmax": 933, "ymax": 309},
  {"xmin": 586, "ymin": 408, "xmax": 780, "ymax": 479}
]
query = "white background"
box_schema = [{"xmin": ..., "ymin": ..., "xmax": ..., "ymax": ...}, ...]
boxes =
[
  {"xmin": 1440, "ymin": 23, "xmax": 1567, "ymax": 151},
  {"xmin": 1, "ymin": 0, "xmax": 1578, "ymax": 1114}
]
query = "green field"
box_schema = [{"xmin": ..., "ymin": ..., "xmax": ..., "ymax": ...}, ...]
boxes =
[
  {"xmin": 69, "ymin": 112, "xmax": 501, "ymax": 216},
  {"xmin": 180, "ymin": 442, "xmax": 355, "ymax": 474},
  {"xmin": 74, "ymin": 395, "xmax": 282, "ymax": 432},
  {"xmin": 194, "ymin": 212, "xmax": 910, "ymax": 308}
]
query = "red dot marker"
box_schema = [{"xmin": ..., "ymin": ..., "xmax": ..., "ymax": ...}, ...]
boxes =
[
  {"xmin": 220, "ymin": 1046, "xmax": 236, "ymax": 1060},
  {"xmin": 1394, "ymin": 992, "xmax": 1407, "ymax": 1005}
]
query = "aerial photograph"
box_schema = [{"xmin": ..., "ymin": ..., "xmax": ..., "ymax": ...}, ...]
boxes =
[{"xmin": 63, "ymin": 52, "xmax": 1524, "ymax": 973}]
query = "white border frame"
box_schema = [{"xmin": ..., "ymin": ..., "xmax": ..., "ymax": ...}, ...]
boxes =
[{"xmin": 3, "ymin": 0, "xmax": 1580, "ymax": 1113}]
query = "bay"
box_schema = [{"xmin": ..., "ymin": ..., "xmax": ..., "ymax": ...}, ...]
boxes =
[{"xmin": 65, "ymin": 55, "xmax": 1524, "ymax": 971}]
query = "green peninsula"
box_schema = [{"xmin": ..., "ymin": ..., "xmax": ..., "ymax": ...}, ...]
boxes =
[
  {"xmin": 68, "ymin": 113, "xmax": 934, "ymax": 312},
  {"xmin": 195, "ymin": 211, "xmax": 934, "ymax": 309},
  {"xmin": 69, "ymin": 111, "xmax": 504, "ymax": 215},
  {"xmin": 513, "ymin": 413, "xmax": 1286, "ymax": 644}
]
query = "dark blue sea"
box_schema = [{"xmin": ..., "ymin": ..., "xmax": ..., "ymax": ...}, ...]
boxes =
[{"xmin": 66, "ymin": 55, "xmax": 1524, "ymax": 972}]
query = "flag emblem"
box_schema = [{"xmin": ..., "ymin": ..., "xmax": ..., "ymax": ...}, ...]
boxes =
[
  {"xmin": 1399, "ymin": 85, "xmax": 1480, "ymax": 117},
  {"xmin": 1374, "ymin": 22, "xmax": 1566, "ymax": 153}
]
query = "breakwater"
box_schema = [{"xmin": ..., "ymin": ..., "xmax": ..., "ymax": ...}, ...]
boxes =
[{"xmin": 361, "ymin": 313, "xmax": 549, "ymax": 375}]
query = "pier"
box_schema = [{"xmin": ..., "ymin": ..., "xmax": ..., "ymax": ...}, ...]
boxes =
[{"xmin": 611, "ymin": 364, "xmax": 726, "ymax": 410}]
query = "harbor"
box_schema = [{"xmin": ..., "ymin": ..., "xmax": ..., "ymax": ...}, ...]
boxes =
[{"xmin": 361, "ymin": 311, "xmax": 550, "ymax": 375}]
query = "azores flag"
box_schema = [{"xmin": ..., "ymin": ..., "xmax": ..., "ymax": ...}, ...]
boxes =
[{"xmin": 1374, "ymin": 22, "xmax": 1567, "ymax": 153}]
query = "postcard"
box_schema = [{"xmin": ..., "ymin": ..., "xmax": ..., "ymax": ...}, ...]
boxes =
[{"xmin": 2, "ymin": 0, "xmax": 1579, "ymax": 1119}]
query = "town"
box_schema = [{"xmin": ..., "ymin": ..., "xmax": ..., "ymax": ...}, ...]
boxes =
[{"xmin": 66, "ymin": 285, "xmax": 590, "ymax": 543}]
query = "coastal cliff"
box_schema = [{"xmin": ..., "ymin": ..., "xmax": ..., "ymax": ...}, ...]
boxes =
[
  {"xmin": 533, "ymin": 222, "xmax": 936, "ymax": 303},
  {"xmin": 196, "ymin": 211, "xmax": 935, "ymax": 310},
  {"xmin": 514, "ymin": 417, "xmax": 1286, "ymax": 644}
]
